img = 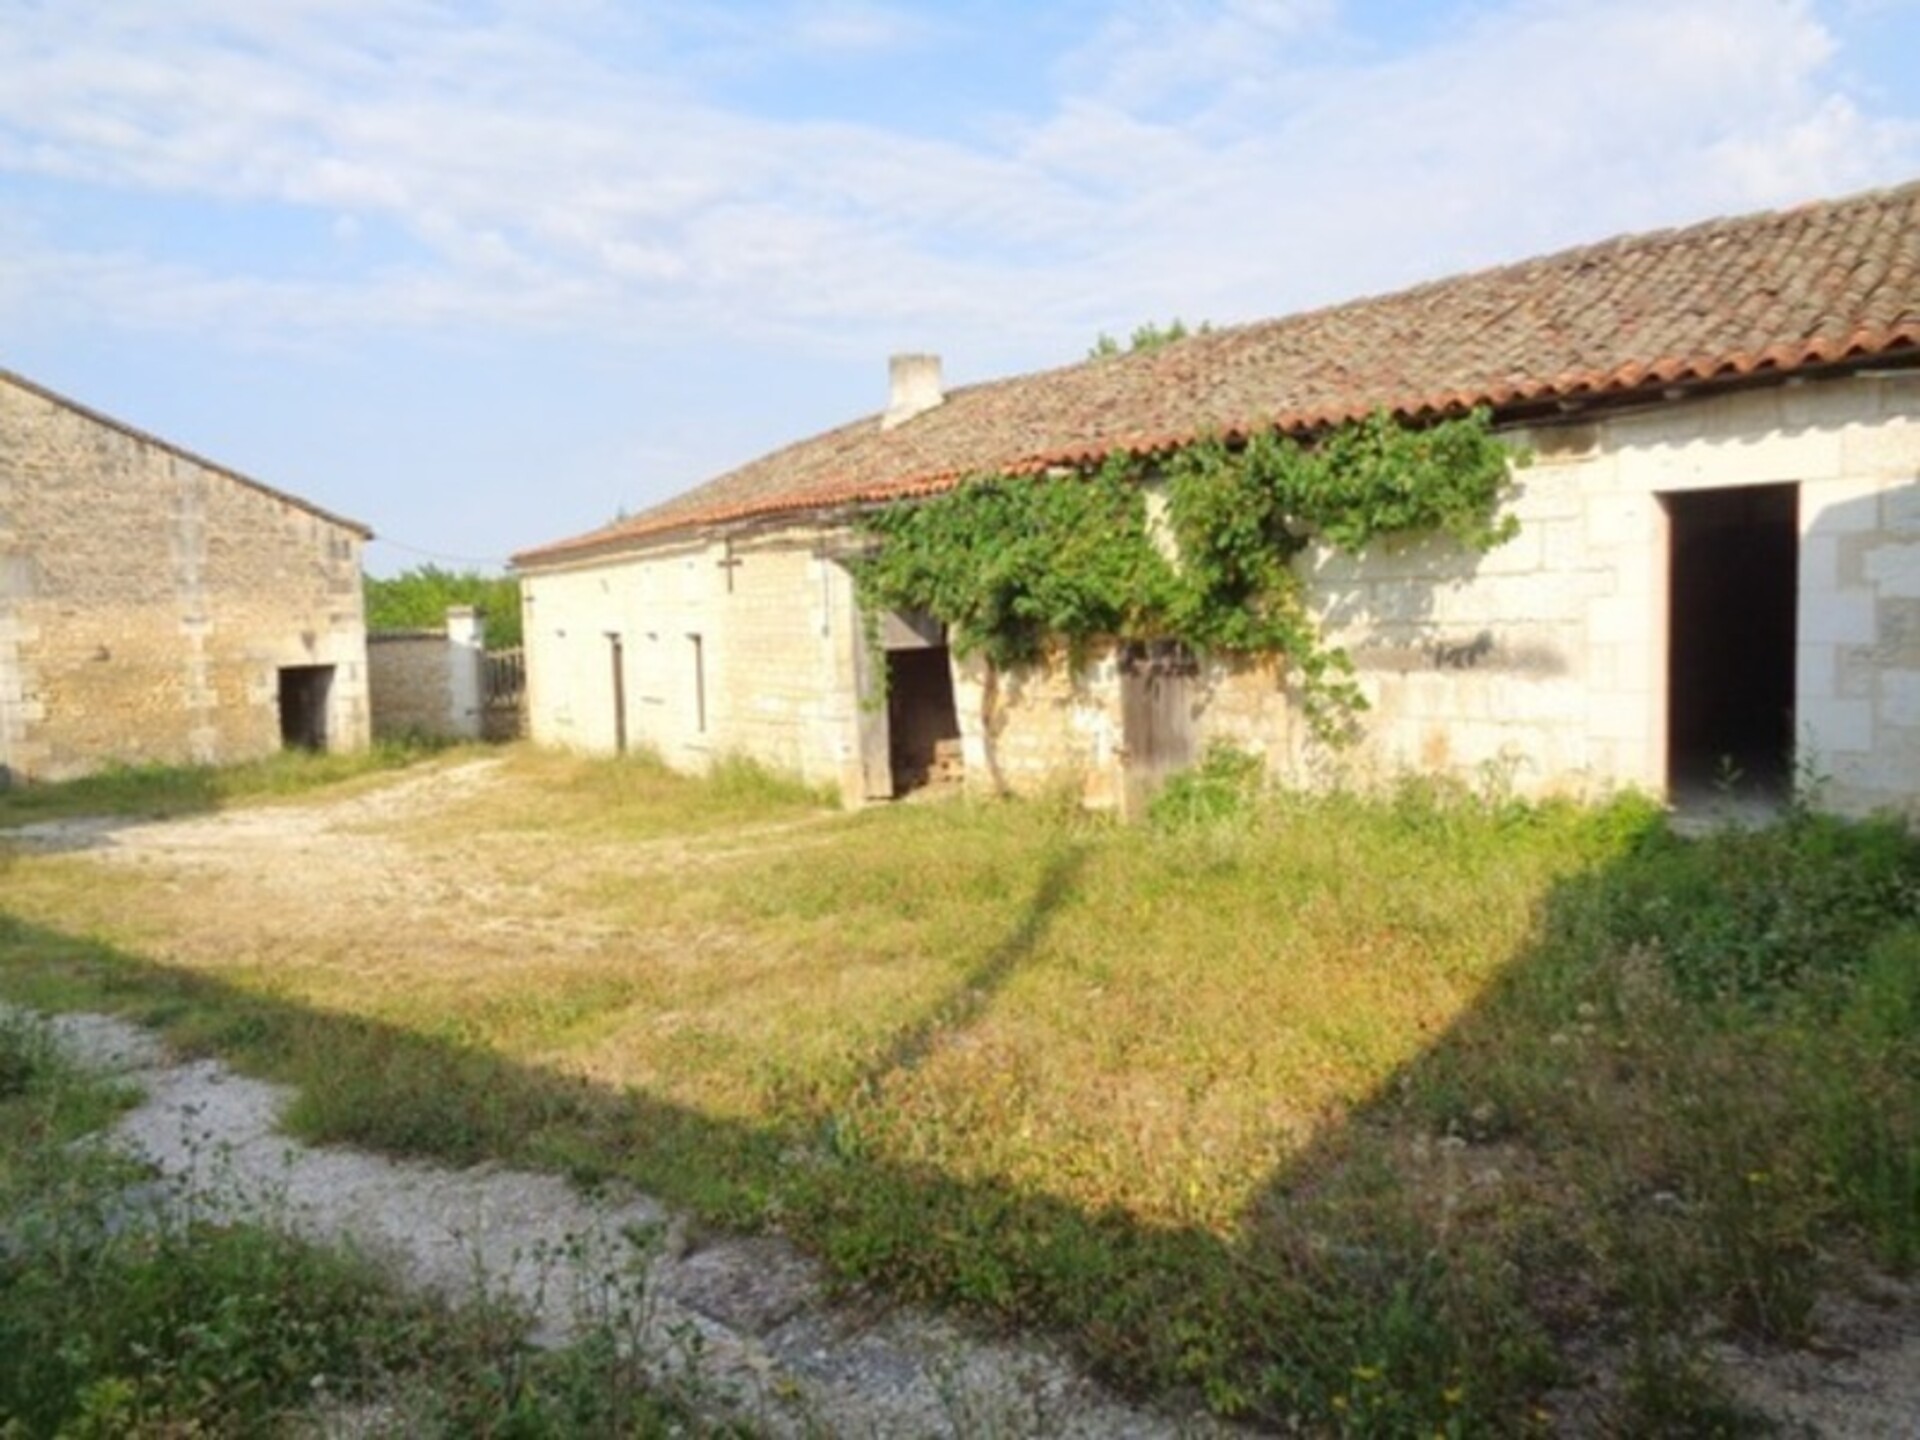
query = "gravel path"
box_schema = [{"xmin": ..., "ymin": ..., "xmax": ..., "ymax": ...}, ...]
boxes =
[{"xmin": 36, "ymin": 1008, "xmax": 1225, "ymax": 1439}]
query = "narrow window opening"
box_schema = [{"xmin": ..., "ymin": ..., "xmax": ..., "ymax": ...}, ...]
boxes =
[
  {"xmin": 688, "ymin": 633, "xmax": 706, "ymax": 733},
  {"xmin": 606, "ymin": 632, "xmax": 627, "ymax": 754}
]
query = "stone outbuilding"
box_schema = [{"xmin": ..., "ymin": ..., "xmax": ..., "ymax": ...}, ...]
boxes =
[
  {"xmin": 513, "ymin": 179, "xmax": 1920, "ymax": 816},
  {"xmin": 0, "ymin": 369, "xmax": 372, "ymax": 782}
]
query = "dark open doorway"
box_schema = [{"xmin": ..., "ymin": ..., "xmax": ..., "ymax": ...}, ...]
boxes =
[
  {"xmin": 886, "ymin": 645, "xmax": 962, "ymax": 794},
  {"xmin": 278, "ymin": 665, "xmax": 334, "ymax": 752},
  {"xmin": 1665, "ymin": 484, "xmax": 1798, "ymax": 798}
]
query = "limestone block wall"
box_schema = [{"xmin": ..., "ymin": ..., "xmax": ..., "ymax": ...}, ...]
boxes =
[
  {"xmin": 927, "ymin": 376, "xmax": 1920, "ymax": 816},
  {"xmin": 521, "ymin": 524, "xmax": 867, "ymax": 799},
  {"xmin": 951, "ymin": 648, "xmax": 1123, "ymax": 805},
  {"xmin": 710, "ymin": 533, "xmax": 866, "ymax": 792},
  {"xmin": 367, "ymin": 609, "xmax": 486, "ymax": 742},
  {"xmin": 0, "ymin": 374, "xmax": 369, "ymax": 782},
  {"xmin": 520, "ymin": 555, "xmax": 631, "ymax": 758},
  {"xmin": 1286, "ymin": 374, "xmax": 1920, "ymax": 815},
  {"xmin": 1763, "ymin": 376, "xmax": 1920, "ymax": 814},
  {"xmin": 1291, "ymin": 451, "xmax": 1604, "ymax": 797},
  {"xmin": 949, "ymin": 645, "xmax": 1293, "ymax": 810}
]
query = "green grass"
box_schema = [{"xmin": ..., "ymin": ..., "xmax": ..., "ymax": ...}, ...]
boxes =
[
  {"xmin": 0, "ymin": 740, "xmax": 448, "ymax": 828},
  {"xmin": 3, "ymin": 751, "xmax": 1917, "ymax": 1432}
]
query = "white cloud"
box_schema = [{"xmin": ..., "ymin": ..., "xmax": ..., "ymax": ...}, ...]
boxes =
[
  {"xmin": 0, "ymin": 0, "xmax": 1913, "ymax": 365},
  {"xmin": 784, "ymin": 0, "xmax": 939, "ymax": 54},
  {"xmin": 1707, "ymin": 92, "xmax": 1920, "ymax": 199},
  {"xmin": 1025, "ymin": 0, "xmax": 1920, "ymax": 327},
  {"xmin": 1058, "ymin": 0, "xmax": 1341, "ymax": 112}
]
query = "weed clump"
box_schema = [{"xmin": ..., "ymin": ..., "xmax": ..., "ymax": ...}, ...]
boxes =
[{"xmin": 1148, "ymin": 742, "xmax": 1264, "ymax": 829}]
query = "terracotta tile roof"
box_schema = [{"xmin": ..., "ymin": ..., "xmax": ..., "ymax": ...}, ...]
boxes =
[{"xmin": 515, "ymin": 178, "xmax": 1920, "ymax": 568}]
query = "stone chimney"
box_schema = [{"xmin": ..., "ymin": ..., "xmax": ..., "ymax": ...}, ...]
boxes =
[{"xmin": 882, "ymin": 353, "xmax": 943, "ymax": 430}]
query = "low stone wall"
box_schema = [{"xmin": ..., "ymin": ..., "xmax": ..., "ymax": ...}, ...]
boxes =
[{"xmin": 367, "ymin": 607, "xmax": 486, "ymax": 742}]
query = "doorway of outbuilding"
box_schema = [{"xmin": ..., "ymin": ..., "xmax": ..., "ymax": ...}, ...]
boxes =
[
  {"xmin": 1665, "ymin": 483, "xmax": 1798, "ymax": 802},
  {"xmin": 278, "ymin": 665, "xmax": 334, "ymax": 752},
  {"xmin": 886, "ymin": 645, "xmax": 962, "ymax": 794}
]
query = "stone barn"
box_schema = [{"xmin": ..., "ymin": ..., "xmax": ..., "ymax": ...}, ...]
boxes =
[
  {"xmin": 0, "ymin": 368, "xmax": 371, "ymax": 782},
  {"xmin": 514, "ymin": 178, "xmax": 1920, "ymax": 817}
]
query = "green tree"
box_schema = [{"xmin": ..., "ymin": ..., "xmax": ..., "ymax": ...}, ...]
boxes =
[
  {"xmin": 1087, "ymin": 318, "xmax": 1210, "ymax": 358},
  {"xmin": 363, "ymin": 566, "xmax": 523, "ymax": 649}
]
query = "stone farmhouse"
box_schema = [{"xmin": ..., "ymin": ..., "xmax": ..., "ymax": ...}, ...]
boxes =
[
  {"xmin": 514, "ymin": 179, "xmax": 1920, "ymax": 816},
  {"xmin": 0, "ymin": 369, "xmax": 371, "ymax": 782}
]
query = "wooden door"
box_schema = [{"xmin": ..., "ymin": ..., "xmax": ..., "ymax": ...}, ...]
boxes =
[
  {"xmin": 854, "ymin": 619, "xmax": 894, "ymax": 800},
  {"xmin": 1121, "ymin": 640, "xmax": 1196, "ymax": 814}
]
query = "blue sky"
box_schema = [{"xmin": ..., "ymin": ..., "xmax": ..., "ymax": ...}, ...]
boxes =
[{"xmin": 4, "ymin": 0, "xmax": 1918, "ymax": 577}]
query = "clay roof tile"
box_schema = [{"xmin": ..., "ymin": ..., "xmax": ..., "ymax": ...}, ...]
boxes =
[{"xmin": 517, "ymin": 177, "xmax": 1920, "ymax": 567}]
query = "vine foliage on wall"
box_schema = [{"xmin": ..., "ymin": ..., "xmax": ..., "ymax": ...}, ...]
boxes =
[{"xmin": 851, "ymin": 408, "xmax": 1524, "ymax": 732}]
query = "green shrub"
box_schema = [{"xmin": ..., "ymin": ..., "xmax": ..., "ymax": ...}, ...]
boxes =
[
  {"xmin": 1585, "ymin": 810, "xmax": 1920, "ymax": 1000},
  {"xmin": 1148, "ymin": 743, "xmax": 1264, "ymax": 829}
]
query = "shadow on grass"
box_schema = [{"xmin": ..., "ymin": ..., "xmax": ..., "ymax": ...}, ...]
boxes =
[
  {"xmin": 4, "ymin": 801, "xmax": 1916, "ymax": 1434},
  {"xmin": 853, "ymin": 845, "xmax": 1086, "ymax": 1094}
]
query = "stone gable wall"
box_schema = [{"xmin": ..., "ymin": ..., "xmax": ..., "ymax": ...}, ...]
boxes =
[{"xmin": 0, "ymin": 376, "xmax": 369, "ymax": 782}]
